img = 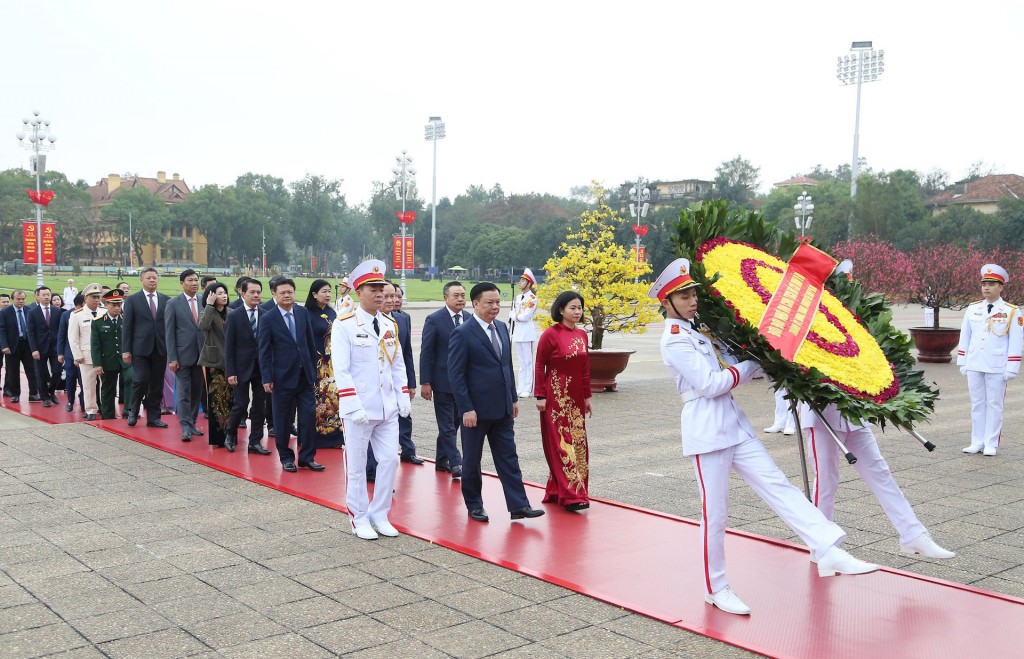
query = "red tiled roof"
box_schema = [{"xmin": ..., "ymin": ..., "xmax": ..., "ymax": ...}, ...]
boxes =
[
  {"xmin": 926, "ymin": 174, "xmax": 1024, "ymax": 207},
  {"xmin": 86, "ymin": 174, "xmax": 192, "ymax": 206},
  {"xmin": 773, "ymin": 176, "xmax": 820, "ymax": 188}
]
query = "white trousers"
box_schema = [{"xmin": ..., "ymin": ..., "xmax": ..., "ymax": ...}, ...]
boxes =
[
  {"xmin": 807, "ymin": 426, "xmax": 926, "ymax": 545},
  {"xmin": 692, "ymin": 435, "xmax": 845, "ymax": 595},
  {"xmin": 772, "ymin": 388, "xmax": 796, "ymax": 430},
  {"xmin": 514, "ymin": 341, "xmax": 534, "ymax": 395},
  {"xmin": 343, "ymin": 414, "xmax": 399, "ymax": 528},
  {"xmin": 967, "ymin": 371, "xmax": 1006, "ymax": 449},
  {"xmin": 80, "ymin": 364, "xmax": 100, "ymax": 414}
]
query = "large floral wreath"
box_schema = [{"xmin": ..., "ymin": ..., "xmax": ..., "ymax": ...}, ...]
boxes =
[{"xmin": 670, "ymin": 200, "xmax": 938, "ymax": 429}]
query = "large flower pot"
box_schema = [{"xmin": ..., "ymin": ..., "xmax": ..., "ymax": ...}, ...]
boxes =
[
  {"xmin": 589, "ymin": 350, "xmax": 635, "ymax": 392},
  {"xmin": 908, "ymin": 327, "xmax": 961, "ymax": 363}
]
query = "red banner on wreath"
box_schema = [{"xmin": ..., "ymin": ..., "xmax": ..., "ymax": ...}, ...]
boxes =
[
  {"xmin": 391, "ymin": 235, "xmax": 415, "ymax": 271},
  {"xmin": 757, "ymin": 242, "xmax": 837, "ymax": 361}
]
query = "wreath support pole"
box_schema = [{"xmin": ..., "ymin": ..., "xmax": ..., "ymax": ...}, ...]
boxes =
[
  {"xmin": 790, "ymin": 401, "xmax": 812, "ymax": 500},
  {"xmin": 901, "ymin": 426, "xmax": 937, "ymax": 452},
  {"xmin": 811, "ymin": 407, "xmax": 858, "ymax": 465}
]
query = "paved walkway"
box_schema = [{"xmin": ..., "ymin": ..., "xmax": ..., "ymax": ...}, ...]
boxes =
[{"xmin": 3, "ymin": 302, "xmax": 1023, "ymax": 657}]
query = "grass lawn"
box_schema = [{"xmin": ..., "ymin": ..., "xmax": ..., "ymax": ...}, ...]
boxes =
[{"xmin": 0, "ymin": 274, "xmax": 509, "ymax": 303}]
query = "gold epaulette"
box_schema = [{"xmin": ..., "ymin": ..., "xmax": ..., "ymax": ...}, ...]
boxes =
[
  {"xmin": 1006, "ymin": 302, "xmax": 1018, "ymax": 309},
  {"xmin": 338, "ymin": 312, "xmax": 355, "ymax": 321},
  {"xmin": 73, "ymin": 308, "xmax": 83, "ymax": 314}
]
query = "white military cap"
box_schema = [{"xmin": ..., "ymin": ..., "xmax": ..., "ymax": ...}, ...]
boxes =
[
  {"xmin": 520, "ymin": 268, "xmax": 536, "ymax": 286},
  {"xmin": 647, "ymin": 258, "xmax": 699, "ymax": 301},
  {"xmin": 980, "ymin": 263, "xmax": 1009, "ymax": 284},
  {"xmin": 349, "ymin": 260, "xmax": 387, "ymax": 289}
]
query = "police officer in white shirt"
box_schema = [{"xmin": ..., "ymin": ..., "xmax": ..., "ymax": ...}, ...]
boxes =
[
  {"xmin": 331, "ymin": 260, "xmax": 410, "ymax": 541},
  {"xmin": 652, "ymin": 258, "xmax": 877, "ymax": 616},
  {"xmin": 509, "ymin": 268, "xmax": 539, "ymax": 398},
  {"xmin": 957, "ymin": 263, "xmax": 1023, "ymax": 456}
]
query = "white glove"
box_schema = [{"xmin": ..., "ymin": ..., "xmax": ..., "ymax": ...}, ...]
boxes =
[
  {"xmin": 959, "ymin": 367, "xmax": 967, "ymax": 376},
  {"xmin": 350, "ymin": 410, "xmax": 369, "ymax": 426},
  {"xmin": 398, "ymin": 400, "xmax": 411, "ymax": 418},
  {"xmin": 1004, "ymin": 372, "xmax": 1017, "ymax": 382}
]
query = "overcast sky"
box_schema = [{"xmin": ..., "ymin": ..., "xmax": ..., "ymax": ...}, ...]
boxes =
[{"xmin": 2, "ymin": 1, "xmax": 1021, "ymax": 207}]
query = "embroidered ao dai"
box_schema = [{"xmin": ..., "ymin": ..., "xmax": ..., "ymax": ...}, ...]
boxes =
[{"xmin": 534, "ymin": 323, "xmax": 591, "ymax": 506}]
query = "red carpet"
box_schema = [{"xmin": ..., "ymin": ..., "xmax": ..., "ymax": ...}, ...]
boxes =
[{"xmin": 8, "ymin": 387, "xmax": 1024, "ymax": 658}]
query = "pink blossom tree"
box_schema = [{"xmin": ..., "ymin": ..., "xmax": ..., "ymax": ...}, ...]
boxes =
[
  {"xmin": 906, "ymin": 243, "xmax": 989, "ymax": 329},
  {"xmin": 832, "ymin": 236, "xmax": 915, "ymax": 303}
]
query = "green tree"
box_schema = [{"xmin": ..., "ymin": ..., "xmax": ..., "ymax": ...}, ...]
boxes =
[{"xmin": 713, "ymin": 155, "xmax": 761, "ymax": 207}]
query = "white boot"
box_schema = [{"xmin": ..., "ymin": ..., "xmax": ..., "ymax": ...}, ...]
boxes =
[
  {"xmin": 704, "ymin": 586, "xmax": 751, "ymax": 615},
  {"xmin": 963, "ymin": 443, "xmax": 984, "ymax": 454},
  {"xmin": 900, "ymin": 533, "xmax": 956, "ymax": 559},
  {"xmin": 763, "ymin": 425, "xmax": 784, "ymax": 433},
  {"xmin": 983, "ymin": 446, "xmax": 998, "ymax": 456},
  {"xmin": 370, "ymin": 519, "xmax": 400, "ymax": 538},
  {"xmin": 351, "ymin": 519, "xmax": 378, "ymax": 541},
  {"xmin": 816, "ymin": 545, "xmax": 879, "ymax": 578},
  {"xmin": 782, "ymin": 425, "xmax": 796, "ymax": 436}
]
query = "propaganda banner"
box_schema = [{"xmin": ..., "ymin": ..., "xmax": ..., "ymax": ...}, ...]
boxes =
[
  {"xmin": 757, "ymin": 242, "xmax": 837, "ymax": 361},
  {"xmin": 392, "ymin": 235, "xmax": 415, "ymax": 271}
]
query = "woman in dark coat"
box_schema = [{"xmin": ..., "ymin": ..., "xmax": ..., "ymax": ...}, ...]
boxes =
[
  {"xmin": 198, "ymin": 282, "xmax": 232, "ymax": 447},
  {"xmin": 305, "ymin": 279, "xmax": 344, "ymax": 448}
]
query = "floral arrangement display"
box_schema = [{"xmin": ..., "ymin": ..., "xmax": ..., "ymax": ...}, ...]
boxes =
[{"xmin": 671, "ymin": 199, "xmax": 938, "ymax": 429}]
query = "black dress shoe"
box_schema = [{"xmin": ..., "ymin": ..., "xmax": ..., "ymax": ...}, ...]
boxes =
[
  {"xmin": 65, "ymin": 402, "xmax": 73, "ymax": 412},
  {"xmin": 282, "ymin": 462, "xmax": 297, "ymax": 472},
  {"xmin": 126, "ymin": 412, "xmax": 137, "ymax": 426},
  {"xmin": 565, "ymin": 502, "xmax": 590, "ymax": 512},
  {"xmin": 248, "ymin": 443, "xmax": 271, "ymax": 455},
  {"xmin": 400, "ymin": 454, "xmax": 425, "ymax": 465},
  {"xmin": 268, "ymin": 427, "xmax": 276, "ymax": 437},
  {"xmin": 28, "ymin": 394, "xmax": 42, "ymax": 402},
  {"xmin": 451, "ymin": 465, "xmax": 462, "ymax": 480},
  {"xmin": 190, "ymin": 427, "xmax": 204, "ymax": 436},
  {"xmin": 510, "ymin": 506, "xmax": 545, "ymax": 520},
  {"xmin": 435, "ymin": 460, "xmax": 452, "ymax": 473},
  {"xmin": 3, "ymin": 390, "xmax": 11, "ymax": 397},
  {"xmin": 50, "ymin": 394, "xmax": 60, "ymax": 405},
  {"xmin": 225, "ymin": 437, "xmax": 236, "ymax": 452},
  {"xmin": 299, "ymin": 461, "xmax": 325, "ymax": 472},
  {"xmin": 85, "ymin": 413, "xmax": 96, "ymax": 421},
  {"xmin": 42, "ymin": 400, "xmax": 51, "ymax": 408},
  {"xmin": 10, "ymin": 396, "xmax": 19, "ymax": 403},
  {"xmin": 147, "ymin": 419, "xmax": 169, "ymax": 428},
  {"xmin": 468, "ymin": 508, "xmax": 489, "ymax": 522},
  {"xmin": 181, "ymin": 435, "xmax": 192, "ymax": 442}
]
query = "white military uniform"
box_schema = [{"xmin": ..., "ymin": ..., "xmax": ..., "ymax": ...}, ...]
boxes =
[
  {"xmin": 957, "ymin": 295, "xmax": 1023, "ymax": 453},
  {"xmin": 798, "ymin": 403, "xmax": 927, "ymax": 545},
  {"xmin": 766, "ymin": 386, "xmax": 796, "ymax": 434},
  {"xmin": 334, "ymin": 294, "xmax": 354, "ymax": 316},
  {"xmin": 68, "ymin": 303, "xmax": 106, "ymax": 415},
  {"xmin": 510, "ymin": 270, "xmax": 538, "ymax": 397},
  {"xmin": 331, "ymin": 305, "xmax": 409, "ymax": 531}
]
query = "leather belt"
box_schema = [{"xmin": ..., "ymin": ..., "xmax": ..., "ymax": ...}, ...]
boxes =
[{"xmin": 681, "ymin": 390, "xmax": 702, "ymax": 404}]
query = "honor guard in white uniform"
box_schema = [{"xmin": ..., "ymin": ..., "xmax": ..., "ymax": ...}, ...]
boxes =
[
  {"xmin": 334, "ymin": 276, "xmax": 355, "ymax": 316},
  {"xmin": 651, "ymin": 258, "xmax": 877, "ymax": 616},
  {"xmin": 510, "ymin": 268, "xmax": 539, "ymax": 398},
  {"xmin": 68, "ymin": 283, "xmax": 106, "ymax": 420},
  {"xmin": 799, "ymin": 403, "xmax": 955, "ymax": 559},
  {"xmin": 331, "ymin": 260, "xmax": 411, "ymax": 541},
  {"xmin": 957, "ymin": 263, "xmax": 1023, "ymax": 456}
]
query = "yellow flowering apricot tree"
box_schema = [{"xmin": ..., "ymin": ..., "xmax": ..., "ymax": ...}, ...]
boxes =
[{"xmin": 537, "ymin": 183, "xmax": 661, "ymax": 350}]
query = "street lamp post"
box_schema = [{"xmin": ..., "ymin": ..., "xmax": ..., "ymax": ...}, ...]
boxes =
[
  {"xmin": 794, "ymin": 192, "xmax": 814, "ymax": 238},
  {"xmin": 15, "ymin": 110, "xmax": 57, "ymax": 288},
  {"xmin": 628, "ymin": 177, "xmax": 650, "ymax": 282},
  {"xmin": 837, "ymin": 41, "xmax": 884, "ymax": 237},
  {"xmin": 392, "ymin": 151, "xmax": 416, "ymax": 289},
  {"xmin": 424, "ymin": 116, "xmax": 446, "ymax": 279}
]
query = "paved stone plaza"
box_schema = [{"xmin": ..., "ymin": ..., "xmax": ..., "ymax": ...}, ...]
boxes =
[{"xmin": 1, "ymin": 304, "xmax": 1022, "ymax": 657}]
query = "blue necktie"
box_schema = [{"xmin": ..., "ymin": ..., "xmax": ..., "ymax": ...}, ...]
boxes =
[
  {"xmin": 285, "ymin": 311, "xmax": 296, "ymax": 340},
  {"xmin": 249, "ymin": 308, "xmax": 257, "ymax": 335},
  {"xmin": 488, "ymin": 323, "xmax": 501, "ymax": 357}
]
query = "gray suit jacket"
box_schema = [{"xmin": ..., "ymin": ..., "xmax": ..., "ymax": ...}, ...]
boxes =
[{"xmin": 164, "ymin": 293, "xmax": 204, "ymax": 367}]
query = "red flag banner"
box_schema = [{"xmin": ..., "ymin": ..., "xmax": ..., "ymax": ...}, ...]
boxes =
[
  {"xmin": 757, "ymin": 242, "xmax": 837, "ymax": 361},
  {"xmin": 41, "ymin": 222, "xmax": 56, "ymax": 264},
  {"xmin": 23, "ymin": 222, "xmax": 38, "ymax": 263},
  {"xmin": 391, "ymin": 235, "xmax": 403, "ymax": 270},
  {"xmin": 402, "ymin": 236, "xmax": 414, "ymax": 270}
]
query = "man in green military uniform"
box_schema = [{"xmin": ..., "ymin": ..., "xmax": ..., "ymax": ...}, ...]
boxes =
[{"xmin": 91, "ymin": 289, "xmax": 133, "ymax": 420}]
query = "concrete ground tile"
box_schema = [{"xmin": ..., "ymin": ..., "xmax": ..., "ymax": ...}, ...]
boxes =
[
  {"xmin": 485, "ymin": 602, "xmax": 588, "ymax": 641},
  {"xmin": 970, "ymin": 576, "xmax": 1024, "ymax": 598},
  {"xmin": 540, "ymin": 626, "xmax": 648, "ymax": 658},
  {"xmin": 0, "ymin": 623, "xmax": 89, "ymax": 658},
  {"xmin": 0, "ymin": 542, "xmax": 68, "ymax": 566},
  {"xmin": 292, "ymin": 528, "xmax": 353, "ymax": 550},
  {"xmin": 228, "ymin": 577, "xmax": 319, "ymax": 610},
  {"xmin": 100, "ymin": 559, "xmax": 185, "ymax": 585},
  {"xmin": 48, "ymin": 532, "xmax": 128, "ymax": 554},
  {"xmin": 292, "ymin": 565, "xmax": 383, "ymax": 594},
  {"xmin": 445, "ymin": 585, "xmax": 533, "ymax": 618},
  {"xmin": 258, "ymin": 551, "xmax": 334, "ymax": 576},
  {"xmin": 42, "ymin": 587, "xmax": 142, "ymax": 621},
  {"xmin": 302, "ymin": 616, "xmax": 404, "ymax": 655},
  {"xmin": 78, "ymin": 545, "xmax": 158, "ymax": 570},
  {"xmin": 17, "ymin": 571, "xmax": 111, "ymax": 601},
  {"xmin": 0, "ymin": 530, "xmax": 44, "ymax": 549},
  {"xmin": 542, "ymin": 593, "xmax": 629, "ymax": 625},
  {"xmin": 124, "ymin": 574, "xmax": 221, "ymax": 605},
  {"xmin": 0, "ymin": 492, "xmax": 56, "ymax": 508},
  {"xmin": 370, "ymin": 599, "xmax": 472, "ymax": 634},
  {"xmin": 196, "ymin": 562, "xmax": 277, "ymax": 590},
  {"xmin": 218, "ymin": 631, "xmax": 334, "ymax": 658},
  {"xmin": 199, "ymin": 526, "xmax": 280, "ymax": 549},
  {"xmin": 36, "ymin": 645, "xmax": 108, "ymax": 658},
  {"xmin": 0, "ymin": 603, "xmax": 62, "ymax": 634},
  {"xmin": 390, "ymin": 571, "xmax": 477, "ymax": 598},
  {"xmin": 485, "ymin": 645, "xmax": 567, "ymax": 659},
  {"xmin": 330, "ymin": 582, "xmax": 423, "ymax": 614},
  {"xmin": 184, "ymin": 610, "xmax": 287, "ymax": 649},
  {"xmin": 74, "ymin": 608, "xmax": 173, "ymax": 644},
  {"xmin": 5, "ymin": 557, "xmax": 90, "ymax": 582},
  {"xmin": 345, "ymin": 638, "xmax": 453, "ymax": 659},
  {"xmin": 600, "ymin": 613, "xmax": 706, "ymax": 651},
  {"xmin": 143, "ymin": 535, "xmax": 224, "ymax": 558},
  {"xmin": 317, "ymin": 541, "xmax": 401, "ymax": 566},
  {"xmin": 233, "ymin": 538, "xmax": 307, "ymax": 561},
  {"xmin": 406, "ymin": 545, "xmax": 480, "ymax": 569},
  {"xmin": 150, "ymin": 592, "xmax": 250, "ymax": 627},
  {"xmin": 99, "ymin": 626, "xmax": 210, "ymax": 658},
  {"xmin": 455, "ymin": 560, "xmax": 523, "ymax": 587},
  {"xmin": 418, "ymin": 619, "xmax": 528, "ymax": 659},
  {"xmin": 264, "ymin": 596, "xmax": 359, "ymax": 629},
  {"xmin": 163, "ymin": 547, "xmax": 243, "ymax": 573},
  {"xmin": 497, "ymin": 575, "xmax": 573, "ymax": 604}
]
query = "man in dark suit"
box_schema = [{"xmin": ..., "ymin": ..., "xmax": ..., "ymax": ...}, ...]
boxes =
[
  {"xmin": 419, "ymin": 281, "xmax": 469, "ymax": 479},
  {"xmin": 260, "ymin": 275, "xmax": 287, "ymax": 438},
  {"xmin": 0, "ymin": 290, "xmax": 40, "ymax": 403},
  {"xmin": 229, "ymin": 276, "xmax": 249, "ymax": 310},
  {"xmin": 224, "ymin": 278, "xmax": 270, "ymax": 454},
  {"xmin": 122, "ymin": 267, "xmax": 170, "ymax": 428},
  {"xmin": 165, "ymin": 269, "xmax": 205, "ymax": 441},
  {"xmin": 257, "ymin": 277, "xmax": 322, "ymax": 473},
  {"xmin": 448, "ymin": 281, "xmax": 544, "ymax": 523},
  {"xmin": 26, "ymin": 285, "xmax": 63, "ymax": 407}
]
